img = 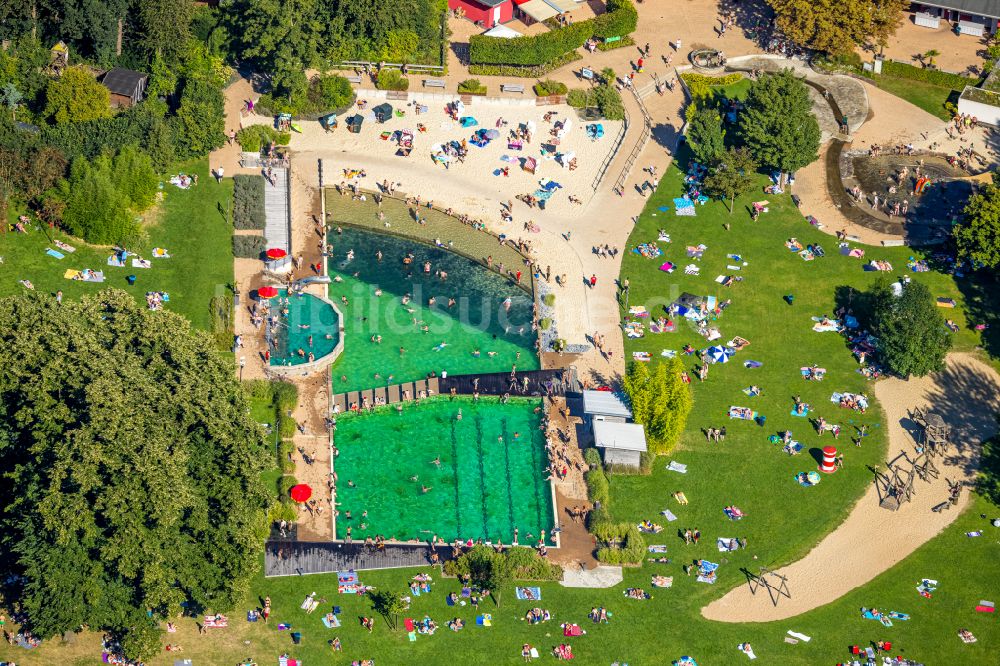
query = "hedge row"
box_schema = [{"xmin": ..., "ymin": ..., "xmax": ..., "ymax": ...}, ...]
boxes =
[
  {"xmin": 469, "ymin": 0, "xmax": 637, "ymax": 67},
  {"xmin": 232, "ymin": 174, "xmax": 266, "ymax": 230},
  {"xmin": 596, "ymin": 36, "xmax": 635, "ymax": 52},
  {"xmin": 376, "ymin": 69, "xmax": 409, "ymax": 91},
  {"xmin": 469, "ymin": 51, "xmax": 582, "ymax": 78},
  {"xmin": 880, "ymin": 61, "xmax": 979, "ymax": 90},
  {"xmin": 233, "ymin": 234, "xmax": 266, "ymax": 259}
]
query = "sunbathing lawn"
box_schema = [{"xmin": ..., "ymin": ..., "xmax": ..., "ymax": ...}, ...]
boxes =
[
  {"xmin": 863, "ymin": 74, "xmax": 957, "ymax": 121},
  {"xmin": 2, "ymin": 156, "xmax": 999, "ymax": 664},
  {"xmin": 0, "ymin": 159, "xmax": 233, "ymax": 332}
]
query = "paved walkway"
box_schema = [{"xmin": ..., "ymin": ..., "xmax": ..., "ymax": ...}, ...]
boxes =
[
  {"xmin": 263, "ymin": 167, "xmax": 291, "ymax": 257},
  {"xmin": 560, "ymin": 565, "xmax": 624, "ymax": 588}
]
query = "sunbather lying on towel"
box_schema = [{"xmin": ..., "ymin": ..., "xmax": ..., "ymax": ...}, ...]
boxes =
[
  {"xmin": 624, "ymin": 587, "xmax": 651, "ymax": 599},
  {"xmin": 724, "ymin": 506, "xmax": 745, "ymax": 520},
  {"xmin": 651, "ymin": 576, "xmax": 673, "ymax": 588}
]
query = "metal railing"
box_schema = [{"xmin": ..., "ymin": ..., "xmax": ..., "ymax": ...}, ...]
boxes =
[
  {"xmin": 591, "ymin": 108, "xmax": 629, "ymax": 191},
  {"xmin": 612, "ymin": 85, "xmax": 653, "ymax": 195},
  {"xmin": 331, "ymin": 60, "xmax": 445, "ymax": 74}
]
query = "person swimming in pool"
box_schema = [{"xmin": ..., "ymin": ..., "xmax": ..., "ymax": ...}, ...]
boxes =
[
  {"xmin": 434, "ymin": 341, "xmax": 448, "ymax": 351},
  {"xmin": 430, "ymin": 457, "xmax": 441, "ymax": 466},
  {"xmin": 410, "ymin": 475, "xmax": 419, "ymax": 482},
  {"xmin": 421, "ymin": 485, "xmax": 432, "ymax": 494},
  {"xmin": 346, "ymin": 249, "xmax": 355, "ymax": 261},
  {"xmin": 473, "ymin": 349, "xmax": 481, "ymax": 357}
]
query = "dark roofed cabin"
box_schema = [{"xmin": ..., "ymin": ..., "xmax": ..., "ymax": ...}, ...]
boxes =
[{"xmin": 101, "ymin": 68, "xmax": 148, "ymax": 108}]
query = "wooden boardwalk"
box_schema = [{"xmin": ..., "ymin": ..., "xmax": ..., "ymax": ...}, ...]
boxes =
[
  {"xmin": 263, "ymin": 167, "xmax": 291, "ymax": 257},
  {"xmin": 332, "ymin": 368, "xmax": 577, "ymax": 412},
  {"xmin": 265, "ymin": 540, "xmax": 438, "ymax": 576}
]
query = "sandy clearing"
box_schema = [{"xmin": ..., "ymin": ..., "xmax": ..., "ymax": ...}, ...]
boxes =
[{"xmin": 702, "ymin": 352, "xmax": 1000, "ymax": 622}]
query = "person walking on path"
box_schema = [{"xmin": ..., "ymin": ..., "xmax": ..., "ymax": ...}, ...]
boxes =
[
  {"xmin": 215, "ymin": 165, "xmax": 224, "ymax": 183},
  {"xmin": 589, "ymin": 274, "xmax": 597, "ymax": 288}
]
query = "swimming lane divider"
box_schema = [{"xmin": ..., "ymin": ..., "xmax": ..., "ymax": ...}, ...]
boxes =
[
  {"xmin": 531, "ymin": 425, "xmax": 544, "ymax": 532},
  {"xmin": 475, "ymin": 415, "xmax": 490, "ymax": 540},
  {"xmin": 449, "ymin": 419, "xmax": 462, "ymax": 539},
  {"xmin": 501, "ymin": 417, "xmax": 516, "ymax": 536}
]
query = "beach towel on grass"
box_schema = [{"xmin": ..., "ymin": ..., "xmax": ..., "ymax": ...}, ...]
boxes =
[
  {"xmin": 660, "ymin": 509, "xmax": 678, "ymax": 522},
  {"xmin": 516, "ymin": 587, "xmax": 541, "ymax": 601},
  {"xmin": 107, "ymin": 255, "xmax": 126, "ymax": 267},
  {"xmin": 667, "ymin": 461, "xmax": 687, "ymax": 474},
  {"xmin": 46, "ymin": 248, "xmax": 65, "ymax": 259},
  {"xmin": 786, "ymin": 631, "xmax": 810, "ymax": 642},
  {"xmin": 322, "ymin": 615, "xmax": 341, "ymax": 628},
  {"xmin": 676, "ymin": 206, "xmax": 696, "ymax": 216},
  {"xmin": 718, "ymin": 538, "xmax": 740, "ymax": 552},
  {"xmin": 476, "ymin": 614, "xmax": 492, "ymax": 626},
  {"xmin": 738, "ymin": 643, "xmax": 756, "ymax": 659},
  {"xmin": 132, "ymin": 258, "xmax": 152, "ymax": 269}
]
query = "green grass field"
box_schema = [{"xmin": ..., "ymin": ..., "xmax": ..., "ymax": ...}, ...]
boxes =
[
  {"xmin": 2, "ymin": 149, "xmax": 999, "ymax": 665},
  {"xmin": 864, "ymin": 74, "xmax": 957, "ymax": 120},
  {"xmin": 0, "ymin": 159, "xmax": 233, "ymax": 332}
]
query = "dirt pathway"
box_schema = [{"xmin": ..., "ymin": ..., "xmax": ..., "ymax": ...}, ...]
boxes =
[{"xmin": 702, "ymin": 352, "xmax": 1000, "ymax": 622}]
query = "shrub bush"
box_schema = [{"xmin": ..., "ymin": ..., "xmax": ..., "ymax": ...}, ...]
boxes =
[
  {"xmin": 587, "ymin": 503, "xmax": 611, "ymax": 529},
  {"xmin": 236, "ymin": 125, "xmax": 292, "ymax": 153},
  {"xmin": 583, "ymin": 447, "xmax": 603, "ymax": 469},
  {"xmin": 278, "ymin": 413, "xmax": 298, "ymax": 439},
  {"xmin": 567, "ymin": 88, "xmax": 588, "ymax": 108},
  {"xmin": 444, "ymin": 545, "xmax": 562, "ymax": 580},
  {"xmin": 278, "ymin": 474, "xmax": 298, "ymax": 498},
  {"xmin": 595, "ymin": 523, "xmax": 645, "ymax": 564},
  {"xmin": 267, "ymin": 500, "xmax": 298, "ymax": 523},
  {"xmin": 539, "ymin": 318, "xmax": 552, "ymax": 330},
  {"xmin": 376, "ymin": 69, "xmax": 410, "ymax": 91},
  {"xmin": 232, "ymin": 234, "xmax": 266, "ymax": 259},
  {"xmin": 232, "ymin": 174, "xmax": 266, "ymax": 230},
  {"xmin": 457, "ymin": 78, "xmax": 487, "ymax": 94},
  {"xmin": 542, "ymin": 293, "xmax": 556, "ymax": 306},
  {"xmin": 534, "ymin": 79, "xmax": 568, "ymax": 96},
  {"xmin": 272, "ymin": 380, "xmax": 299, "ymax": 413},
  {"xmin": 585, "ymin": 466, "xmax": 610, "ymax": 506}
]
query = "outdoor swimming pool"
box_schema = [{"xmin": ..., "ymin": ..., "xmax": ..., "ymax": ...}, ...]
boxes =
[
  {"xmin": 326, "ymin": 227, "xmax": 539, "ymax": 392},
  {"xmin": 333, "ymin": 397, "xmax": 554, "ymax": 544},
  {"xmin": 267, "ymin": 289, "xmax": 341, "ymax": 366}
]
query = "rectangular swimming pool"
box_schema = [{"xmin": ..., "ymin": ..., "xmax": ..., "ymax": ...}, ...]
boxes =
[{"xmin": 332, "ymin": 396, "xmax": 554, "ymax": 545}]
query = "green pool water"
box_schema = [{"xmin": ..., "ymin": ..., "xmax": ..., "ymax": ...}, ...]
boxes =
[
  {"xmin": 333, "ymin": 397, "xmax": 553, "ymax": 544},
  {"xmin": 268, "ymin": 289, "xmax": 340, "ymax": 366},
  {"xmin": 327, "ymin": 227, "xmax": 539, "ymax": 392}
]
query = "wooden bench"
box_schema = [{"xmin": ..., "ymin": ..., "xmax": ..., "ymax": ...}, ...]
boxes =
[
  {"xmin": 502, "ymin": 83, "xmax": 525, "ymax": 93},
  {"xmin": 423, "ymin": 78, "xmax": 446, "ymax": 88},
  {"xmin": 346, "ymin": 75, "xmax": 362, "ymax": 84}
]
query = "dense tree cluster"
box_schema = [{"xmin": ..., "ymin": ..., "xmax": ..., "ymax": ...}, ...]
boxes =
[
  {"xmin": 768, "ymin": 0, "xmax": 908, "ymax": 55},
  {"xmin": 623, "ymin": 358, "xmax": 693, "ymax": 455},
  {"xmin": 956, "ymin": 174, "xmax": 1000, "ymax": 270},
  {"xmin": 0, "ymin": 291, "xmax": 271, "ymax": 660}
]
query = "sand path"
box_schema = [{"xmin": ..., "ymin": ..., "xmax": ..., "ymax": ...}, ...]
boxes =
[{"xmin": 702, "ymin": 352, "xmax": 1000, "ymax": 622}]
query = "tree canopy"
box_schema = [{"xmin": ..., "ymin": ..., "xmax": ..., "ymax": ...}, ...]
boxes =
[
  {"xmin": 686, "ymin": 106, "xmax": 725, "ymax": 166},
  {"xmin": 704, "ymin": 147, "xmax": 758, "ymax": 213},
  {"xmin": 738, "ymin": 69, "xmax": 820, "ymax": 175},
  {"xmin": 623, "ymin": 359, "xmax": 693, "ymax": 454},
  {"xmin": 955, "ymin": 177, "xmax": 1000, "ymax": 269},
  {"xmin": 868, "ymin": 278, "xmax": 952, "ymax": 377},
  {"xmin": 43, "ymin": 65, "xmax": 112, "ymax": 124},
  {"xmin": 0, "ymin": 291, "xmax": 271, "ymax": 661},
  {"xmin": 769, "ymin": 0, "xmax": 907, "ymax": 55}
]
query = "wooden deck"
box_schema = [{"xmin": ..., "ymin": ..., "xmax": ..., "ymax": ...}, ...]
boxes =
[
  {"xmin": 265, "ymin": 540, "xmax": 438, "ymax": 576},
  {"xmin": 332, "ymin": 368, "xmax": 578, "ymax": 412}
]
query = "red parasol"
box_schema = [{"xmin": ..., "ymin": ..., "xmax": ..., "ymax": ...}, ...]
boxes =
[
  {"xmin": 257, "ymin": 285, "xmax": 279, "ymax": 299},
  {"xmin": 266, "ymin": 248, "xmax": 288, "ymax": 260},
  {"xmin": 290, "ymin": 484, "xmax": 312, "ymax": 502}
]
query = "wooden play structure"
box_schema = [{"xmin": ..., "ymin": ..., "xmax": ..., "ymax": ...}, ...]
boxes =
[
  {"xmin": 877, "ymin": 451, "xmax": 917, "ymax": 511},
  {"xmin": 747, "ymin": 567, "xmax": 792, "ymax": 607},
  {"xmin": 48, "ymin": 41, "xmax": 68, "ymax": 76},
  {"xmin": 911, "ymin": 407, "xmax": 952, "ymax": 455}
]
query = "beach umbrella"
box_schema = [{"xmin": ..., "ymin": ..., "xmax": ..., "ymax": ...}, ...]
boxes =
[
  {"xmin": 290, "ymin": 484, "xmax": 312, "ymax": 502},
  {"xmin": 485, "ymin": 128, "xmax": 500, "ymax": 139},
  {"xmin": 706, "ymin": 345, "xmax": 734, "ymax": 364},
  {"xmin": 526, "ymin": 120, "xmax": 537, "ymax": 133},
  {"xmin": 257, "ymin": 285, "xmax": 278, "ymax": 299},
  {"xmin": 266, "ymin": 248, "xmax": 287, "ymax": 260}
]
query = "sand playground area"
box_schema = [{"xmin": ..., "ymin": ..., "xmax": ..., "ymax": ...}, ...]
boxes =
[{"xmin": 702, "ymin": 352, "xmax": 1000, "ymax": 622}]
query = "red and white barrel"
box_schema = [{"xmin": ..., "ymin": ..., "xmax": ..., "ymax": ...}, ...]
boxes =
[{"xmin": 819, "ymin": 445, "xmax": 838, "ymax": 473}]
